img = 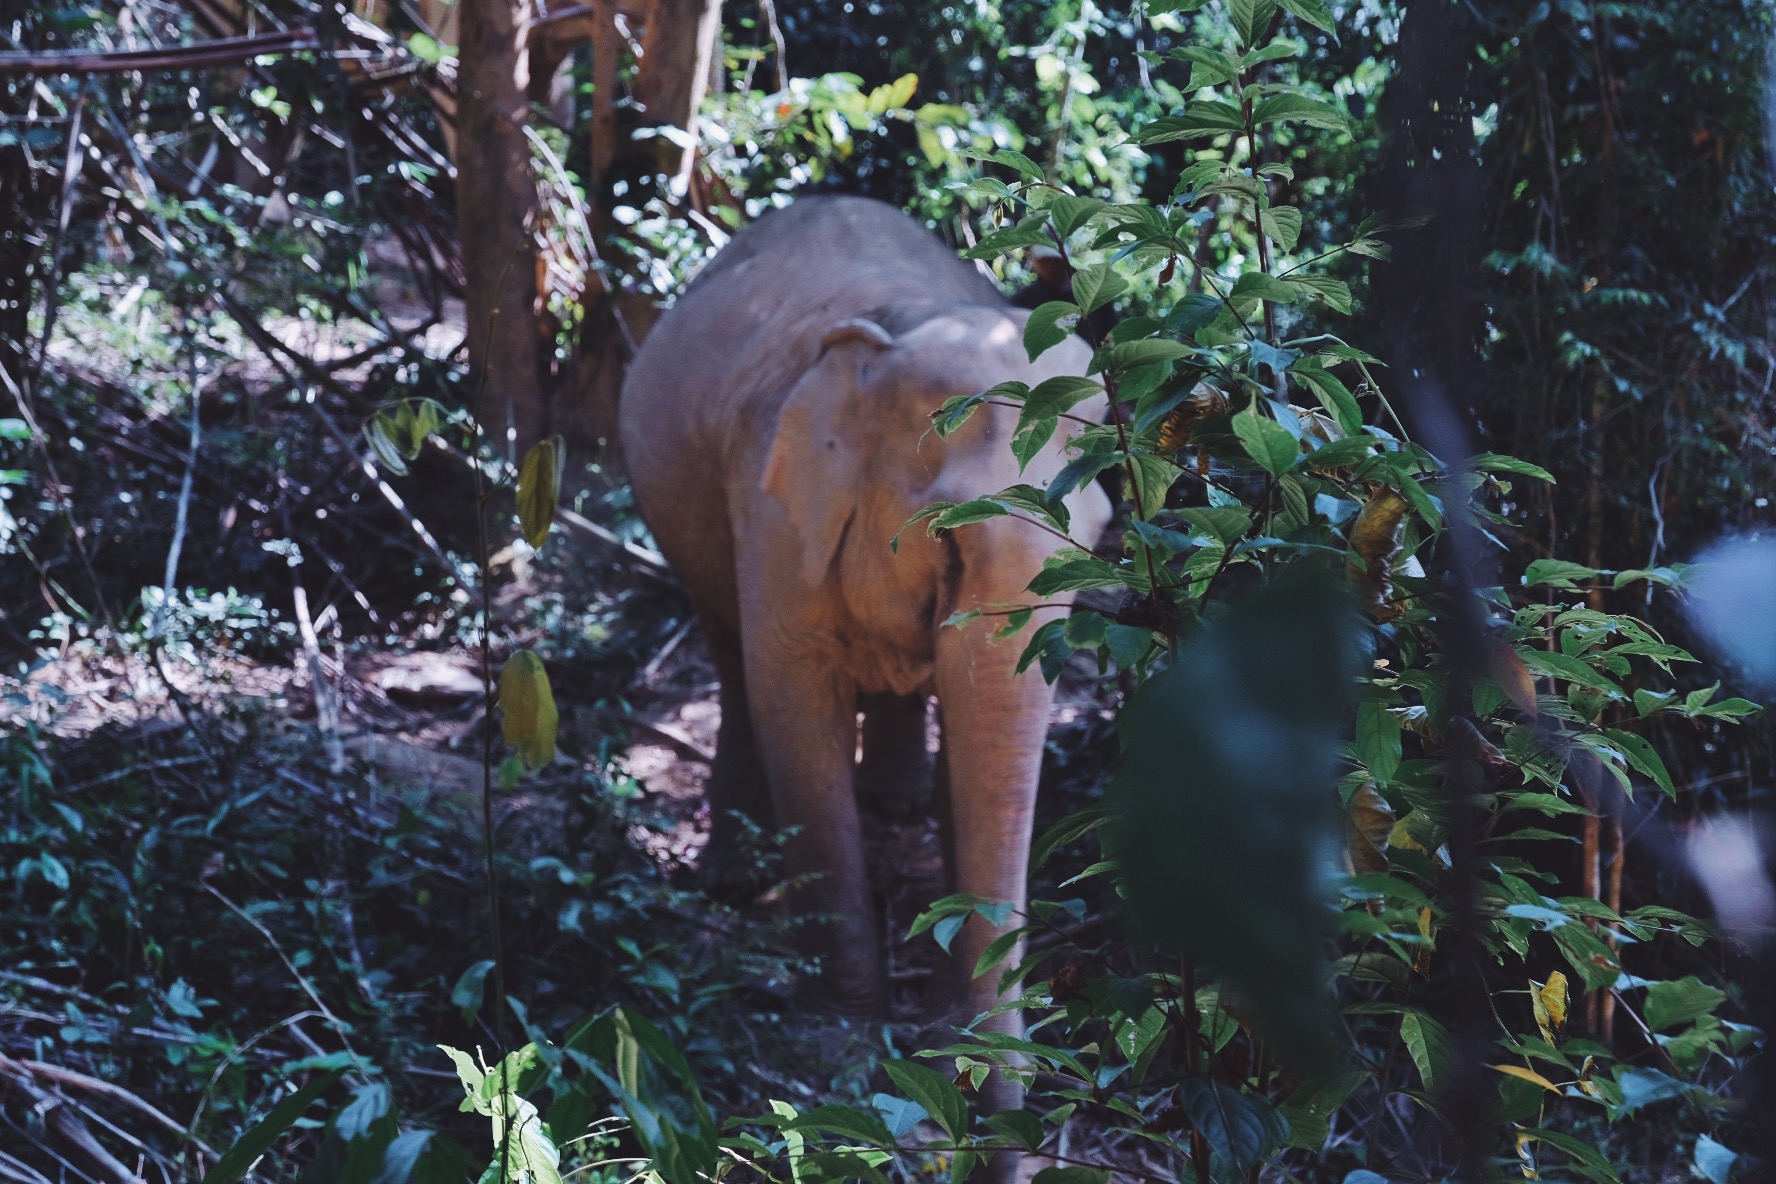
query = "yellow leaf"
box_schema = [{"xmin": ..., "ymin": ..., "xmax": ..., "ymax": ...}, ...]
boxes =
[
  {"xmin": 886, "ymin": 72, "xmax": 919, "ymax": 109},
  {"xmin": 1413, "ymin": 906, "xmax": 1434, "ymax": 976},
  {"xmin": 1345, "ymin": 488, "xmax": 1408, "ymax": 621},
  {"xmin": 1490, "ymin": 1063, "xmax": 1560, "ymax": 1093},
  {"xmin": 1343, "ymin": 780, "xmax": 1393, "ymax": 874},
  {"xmin": 516, "ymin": 435, "xmax": 565, "ymax": 550},
  {"xmin": 1538, "ymin": 972, "xmax": 1568, "ymax": 1039},
  {"xmin": 1487, "ymin": 641, "xmax": 1539, "ymax": 718},
  {"xmin": 499, "ymin": 650, "xmax": 558, "ymax": 768}
]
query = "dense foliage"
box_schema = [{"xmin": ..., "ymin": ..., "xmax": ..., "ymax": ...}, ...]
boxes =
[{"xmin": 2, "ymin": 0, "xmax": 1771, "ymax": 1181}]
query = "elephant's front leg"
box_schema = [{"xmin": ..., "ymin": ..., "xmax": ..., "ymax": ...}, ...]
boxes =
[
  {"xmin": 741, "ymin": 633, "xmax": 884, "ymax": 1017},
  {"xmin": 933, "ymin": 613, "xmax": 1059, "ymax": 1181}
]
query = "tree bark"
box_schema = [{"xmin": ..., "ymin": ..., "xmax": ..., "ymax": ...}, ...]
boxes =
[
  {"xmin": 457, "ymin": 0, "xmax": 544, "ymax": 455},
  {"xmin": 631, "ymin": 0, "xmax": 724, "ymax": 191}
]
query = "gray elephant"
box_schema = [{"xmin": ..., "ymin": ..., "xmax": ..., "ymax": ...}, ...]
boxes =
[{"xmin": 619, "ymin": 195, "xmax": 1110, "ymax": 1135}]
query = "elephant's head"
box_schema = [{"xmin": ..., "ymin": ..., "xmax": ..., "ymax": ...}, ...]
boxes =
[{"xmin": 759, "ymin": 311, "xmax": 1094, "ymax": 587}]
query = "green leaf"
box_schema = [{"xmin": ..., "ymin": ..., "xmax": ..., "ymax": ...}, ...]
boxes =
[
  {"xmin": 1276, "ymin": 1070, "xmax": 1367, "ymax": 1151},
  {"xmin": 1178, "ymin": 1078, "xmax": 1289, "ymax": 1174},
  {"xmin": 1614, "ymin": 1067, "xmax": 1687, "ymax": 1116},
  {"xmin": 1048, "ymin": 195, "xmax": 1107, "ymax": 238},
  {"xmin": 1399, "ymin": 1010, "xmax": 1455, "ymax": 1092},
  {"xmin": 1233, "ymin": 402, "xmax": 1300, "ymax": 476},
  {"xmin": 1290, "ymin": 364, "xmax": 1362, "ymax": 436},
  {"xmin": 1024, "ymin": 301, "xmax": 1081, "ymax": 362},
  {"xmin": 1137, "ymin": 103, "xmax": 1246, "ymax": 144},
  {"xmin": 882, "ymin": 1060, "xmax": 968, "ymax": 1139},
  {"xmin": 1173, "ymin": 46, "xmax": 1241, "ymax": 88},
  {"xmin": 871, "ymin": 1094, "xmax": 928, "ymax": 1139},
  {"xmin": 1253, "ymin": 92, "xmax": 1349, "ymax": 131},
  {"xmin": 1473, "ymin": 453, "xmax": 1556, "ymax": 483},
  {"xmin": 1600, "ymin": 728, "xmax": 1675, "ymax": 798},
  {"xmin": 1283, "ymin": 273, "xmax": 1352, "ymax": 313},
  {"xmin": 1231, "ymin": 272, "xmax": 1300, "ymax": 304},
  {"xmin": 1643, "ymin": 976, "xmax": 1726, "ymax": 1031},
  {"xmin": 1230, "ymin": 0, "xmax": 1263, "ymax": 46},
  {"xmin": 982, "ymin": 1110, "xmax": 1045, "ymax": 1151},
  {"xmin": 202, "ymin": 1068, "xmax": 346, "ymax": 1184},
  {"xmin": 786, "ymin": 1104, "xmax": 895, "ymax": 1147},
  {"xmin": 1694, "ymin": 1135, "xmax": 1738, "ymax": 1184},
  {"xmin": 373, "ymin": 1130, "xmax": 479, "ymax": 1184},
  {"xmin": 1517, "ymin": 649, "xmax": 1624, "ymax": 696},
  {"xmin": 1354, "ymin": 701, "xmax": 1401, "ymax": 786},
  {"xmin": 1521, "ymin": 1128, "xmax": 1623, "ymax": 1183},
  {"xmin": 1524, "ymin": 559, "xmax": 1599, "ymax": 588},
  {"xmin": 1278, "ymin": 0, "xmax": 1336, "ymax": 34},
  {"xmin": 1071, "ymin": 264, "xmax": 1130, "ymax": 315},
  {"xmin": 1261, "ymin": 206, "xmax": 1303, "ymax": 251},
  {"xmin": 451, "ymin": 960, "xmax": 496, "ymax": 1023},
  {"xmin": 1103, "ymin": 338, "xmax": 1195, "ymax": 371},
  {"xmin": 1013, "ymin": 418, "xmax": 1059, "ymax": 472},
  {"xmin": 931, "ymin": 499, "xmax": 1014, "ymax": 531}
]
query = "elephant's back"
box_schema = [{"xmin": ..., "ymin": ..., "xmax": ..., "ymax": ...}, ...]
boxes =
[{"xmin": 622, "ymin": 197, "xmax": 1003, "ymax": 446}]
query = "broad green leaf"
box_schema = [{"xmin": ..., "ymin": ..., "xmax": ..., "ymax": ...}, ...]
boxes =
[
  {"xmin": 1473, "ymin": 453, "xmax": 1556, "ymax": 483},
  {"xmin": 1524, "ymin": 559, "xmax": 1599, "ymax": 588},
  {"xmin": 1290, "ymin": 363, "xmax": 1362, "ymax": 435},
  {"xmin": 1614, "ymin": 1067, "xmax": 1687, "ymax": 1116},
  {"xmin": 1229, "ymin": 0, "xmax": 1264, "ymax": 46},
  {"xmin": 871, "ymin": 1094, "xmax": 928, "ymax": 1139},
  {"xmin": 1600, "ymin": 728, "xmax": 1675, "ymax": 798},
  {"xmin": 1354, "ymin": 700, "xmax": 1401, "ymax": 786},
  {"xmin": 1137, "ymin": 103, "xmax": 1246, "ymax": 143},
  {"xmin": 1070, "ymin": 264, "xmax": 1130, "ymax": 315},
  {"xmin": 1231, "ymin": 271, "xmax": 1300, "ymax": 304},
  {"xmin": 1261, "ymin": 205, "xmax": 1303, "ymax": 251},
  {"xmin": 982, "ymin": 1109, "xmax": 1045, "ymax": 1151},
  {"xmin": 1399, "ymin": 1010, "xmax": 1455, "ymax": 1092},
  {"xmin": 1233, "ymin": 401, "xmax": 1300, "ymax": 476},
  {"xmin": 202, "ymin": 1068, "xmax": 346, "ymax": 1184},
  {"xmin": 1173, "ymin": 46, "xmax": 1240, "ymax": 88},
  {"xmin": 882, "ymin": 1060, "xmax": 968, "ymax": 1139},
  {"xmin": 1278, "ymin": 0, "xmax": 1337, "ymax": 34},
  {"xmin": 1643, "ymin": 976, "xmax": 1726, "ymax": 1031},
  {"xmin": 1518, "ymin": 649, "xmax": 1624, "ymax": 696},
  {"xmin": 1023, "ymin": 301, "xmax": 1080, "ymax": 362},
  {"xmin": 1520, "ymin": 1129, "xmax": 1623, "ymax": 1184},
  {"xmin": 451, "ymin": 960, "xmax": 496, "ymax": 1023},
  {"xmin": 1012, "ymin": 417, "xmax": 1059, "ymax": 471},
  {"xmin": 1048, "ymin": 195, "xmax": 1107, "ymax": 238},
  {"xmin": 1254, "ymin": 92, "xmax": 1349, "ymax": 131},
  {"xmin": 1276, "ymin": 1070, "xmax": 1367, "ymax": 1151},
  {"xmin": 1283, "ymin": 273, "xmax": 1352, "ymax": 313},
  {"xmin": 786, "ymin": 1104, "xmax": 895, "ymax": 1147},
  {"xmin": 1694, "ymin": 1135, "xmax": 1737, "ymax": 1184},
  {"xmin": 1178, "ymin": 1078, "xmax": 1289, "ymax": 1174}
]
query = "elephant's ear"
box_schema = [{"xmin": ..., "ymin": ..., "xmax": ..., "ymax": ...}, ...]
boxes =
[{"xmin": 760, "ymin": 318, "xmax": 895, "ymax": 585}]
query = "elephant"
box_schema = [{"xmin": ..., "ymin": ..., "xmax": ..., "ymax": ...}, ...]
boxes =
[{"xmin": 619, "ymin": 194, "xmax": 1111, "ymax": 1143}]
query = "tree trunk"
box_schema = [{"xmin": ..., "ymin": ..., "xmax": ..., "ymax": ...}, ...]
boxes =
[
  {"xmin": 631, "ymin": 0, "xmax": 725, "ymax": 191},
  {"xmin": 458, "ymin": 0, "xmax": 544, "ymax": 455}
]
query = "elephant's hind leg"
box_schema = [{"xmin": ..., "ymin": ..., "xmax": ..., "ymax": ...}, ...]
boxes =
[{"xmin": 699, "ymin": 619, "xmax": 773, "ymax": 894}]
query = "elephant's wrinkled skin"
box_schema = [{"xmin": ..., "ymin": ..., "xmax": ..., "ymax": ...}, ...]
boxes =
[{"xmin": 619, "ymin": 195, "xmax": 1110, "ymax": 1123}]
